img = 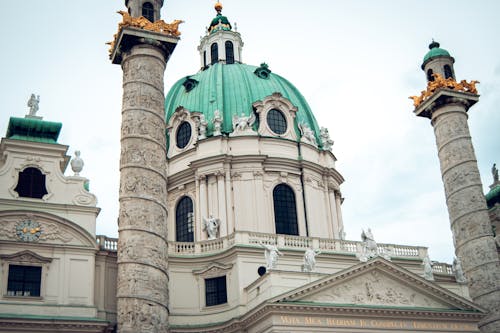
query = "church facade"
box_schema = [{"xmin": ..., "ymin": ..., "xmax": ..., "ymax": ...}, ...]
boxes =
[{"xmin": 0, "ymin": 1, "xmax": 499, "ymax": 333}]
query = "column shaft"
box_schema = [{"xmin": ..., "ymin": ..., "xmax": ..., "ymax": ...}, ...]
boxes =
[{"xmin": 117, "ymin": 44, "xmax": 169, "ymax": 333}]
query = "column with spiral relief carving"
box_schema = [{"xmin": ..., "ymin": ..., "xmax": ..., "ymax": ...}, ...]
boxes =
[{"xmin": 109, "ymin": 2, "xmax": 181, "ymax": 331}]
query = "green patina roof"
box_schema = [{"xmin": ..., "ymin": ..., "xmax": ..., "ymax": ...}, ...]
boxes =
[
  {"xmin": 165, "ymin": 62, "xmax": 321, "ymax": 144},
  {"xmin": 485, "ymin": 184, "xmax": 500, "ymax": 208},
  {"xmin": 210, "ymin": 13, "xmax": 232, "ymax": 32},
  {"xmin": 6, "ymin": 117, "xmax": 62, "ymax": 144},
  {"xmin": 423, "ymin": 41, "xmax": 451, "ymax": 63}
]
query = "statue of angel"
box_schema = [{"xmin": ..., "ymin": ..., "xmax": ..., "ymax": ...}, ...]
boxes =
[
  {"xmin": 320, "ymin": 127, "xmax": 334, "ymax": 151},
  {"xmin": 357, "ymin": 228, "xmax": 378, "ymax": 262},
  {"xmin": 198, "ymin": 114, "xmax": 208, "ymax": 140},
  {"xmin": 202, "ymin": 215, "xmax": 220, "ymax": 239},
  {"xmin": 299, "ymin": 123, "xmax": 317, "ymax": 147},
  {"xmin": 259, "ymin": 241, "xmax": 283, "ymax": 270},
  {"xmin": 213, "ymin": 109, "xmax": 223, "ymax": 136},
  {"xmin": 27, "ymin": 93, "xmax": 40, "ymax": 116},
  {"xmin": 302, "ymin": 247, "xmax": 321, "ymax": 272},
  {"xmin": 232, "ymin": 111, "xmax": 256, "ymax": 133}
]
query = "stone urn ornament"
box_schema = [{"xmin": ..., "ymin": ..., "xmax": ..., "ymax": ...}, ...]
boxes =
[{"xmin": 71, "ymin": 150, "xmax": 84, "ymax": 176}]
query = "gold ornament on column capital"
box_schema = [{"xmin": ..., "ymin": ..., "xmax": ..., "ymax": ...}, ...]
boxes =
[{"xmin": 409, "ymin": 73, "xmax": 480, "ymax": 108}]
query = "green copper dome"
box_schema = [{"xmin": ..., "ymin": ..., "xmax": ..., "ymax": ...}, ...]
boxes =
[
  {"xmin": 423, "ymin": 41, "xmax": 451, "ymax": 63},
  {"xmin": 165, "ymin": 63, "xmax": 321, "ymax": 143}
]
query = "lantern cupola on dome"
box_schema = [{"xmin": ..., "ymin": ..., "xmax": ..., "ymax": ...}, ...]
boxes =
[{"xmin": 198, "ymin": 2, "xmax": 243, "ymax": 68}]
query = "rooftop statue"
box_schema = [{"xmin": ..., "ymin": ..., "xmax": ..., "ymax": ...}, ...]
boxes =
[
  {"xmin": 27, "ymin": 94, "xmax": 40, "ymax": 117},
  {"xmin": 492, "ymin": 163, "xmax": 499, "ymax": 184}
]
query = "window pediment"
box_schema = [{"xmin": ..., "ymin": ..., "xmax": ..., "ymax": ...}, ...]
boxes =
[
  {"xmin": 253, "ymin": 93, "xmax": 298, "ymax": 141},
  {"xmin": 0, "ymin": 250, "xmax": 52, "ymax": 264},
  {"xmin": 193, "ymin": 263, "xmax": 233, "ymax": 278}
]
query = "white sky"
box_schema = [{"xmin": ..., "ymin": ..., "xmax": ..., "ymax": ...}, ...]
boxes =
[{"xmin": 1, "ymin": 1, "xmax": 499, "ymax": 263}]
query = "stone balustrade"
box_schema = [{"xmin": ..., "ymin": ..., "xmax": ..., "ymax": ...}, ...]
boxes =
[{"xmin": 432, "ymin": 261, "xmax": 454, "ymax": 275}]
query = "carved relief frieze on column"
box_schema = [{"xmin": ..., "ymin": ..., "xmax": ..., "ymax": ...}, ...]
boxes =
[
  {"xmin": 414, "ymin": 90, "xmax": 500, "ymax": 333},
  {"xmin": 117, "ymin": 44, "xmax": 170, "ymax": 333}
]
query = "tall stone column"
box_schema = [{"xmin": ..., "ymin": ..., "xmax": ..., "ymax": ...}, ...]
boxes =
[
  {"xmin": 110, "ymin": 19, "xmax": 179, "ymax": 333},
  {"xmin": 415, "ymin": 90, "xmax": 500, "ymax": 332}
]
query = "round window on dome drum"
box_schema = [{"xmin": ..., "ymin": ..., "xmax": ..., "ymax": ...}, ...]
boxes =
[
  {"xmin": 267, "ymin": 109, "xmax": 287, "ymax": 135},
  {"xmin": 176, "ymin": 122, "xmax": 192, "ymax": 149}
]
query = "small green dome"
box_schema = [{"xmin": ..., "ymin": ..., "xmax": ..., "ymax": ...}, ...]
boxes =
[
  {"xmin": 486, "ymin": 185, "xmax": 500, "ymax": 209},
  {"xmin": 165, "ymin": 63, "xmax": 321, "ymax": 144},
  {"xmin": 423, "ymin": 41, "xmax": 451, "ymax": 63},
  {"xmin": 209, "ymin": 13, "xmax": 232, "ymax": 33}
]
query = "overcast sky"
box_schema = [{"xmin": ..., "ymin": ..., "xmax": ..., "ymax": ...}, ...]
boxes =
[{"xmin": 1, "ymin": 1, "xmax": 499, "ymax": 263}]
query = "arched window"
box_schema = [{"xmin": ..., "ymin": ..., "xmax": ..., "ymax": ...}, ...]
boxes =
[
  {"xmin": 203, "ymin": 51, "xmax": 207, "ymax": 68},
  {"xmin": 444, "ymin": 65, "xmax": 453, "ymax": 79},
  {"xmin": 273, "ymin": 184, "xmax": 298, "ymax": 235},
  {"xmin": 427, "ymin": 69, "xmax": 434, "ymax": 81},
  {"xmin": 211, "ymin": 43, "xmax": 218, "ymax": 65},
  {"xmin": 225, "ymin": 41, "xmax": 234, "ymax": 64},
  {"xmin": 14, "ymin": 167, "xmax": 48, "ymax": 199},
  {"xmin": 176, "ymin": 196, "xmax": 194, "ymax": 242},
  {"xmin": 142, "ymin": 2, "xmax": 154, "ymax": 22}
]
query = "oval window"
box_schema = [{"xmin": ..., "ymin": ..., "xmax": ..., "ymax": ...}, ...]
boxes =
[
  {"xmin": 267, "ymin": 109, "xmax": 287, "ymax": 135},
  {"xmin": 176, "ymin": 122, "xmax": 191, "ymax": 149}
]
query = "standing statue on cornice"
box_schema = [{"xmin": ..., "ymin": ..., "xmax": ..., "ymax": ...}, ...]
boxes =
[
  {"xmin": 202, "ymin": 215, "xmax": 220, "ymax": 240},
  {"xmin": 453, "ymin": 257, "xmax": 467, "ymax": 284},
  {"xmin": 259, "ymin": 241, "xmax": 283, "ymax": 270},
  {"xmin": 27, "ymin": 93, "xmax": 40, "ymax": 116},
  {"xmin": 422, "ymin": 255, "xmax": 434, "ymax": 281},
  {"xmin": 302, "ymin": 247, "xmax": 321, "ymax": 272},
  {"xmin": 492, "ymin": 163, "xmax": 499, "ymax": 184}
]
